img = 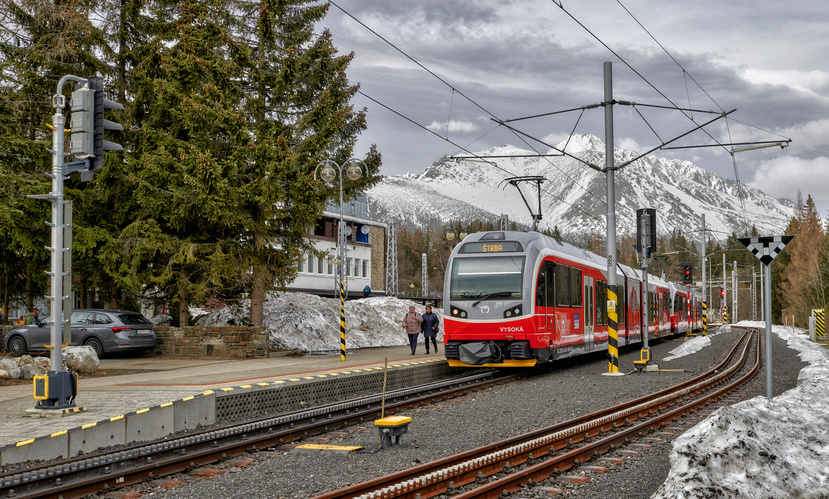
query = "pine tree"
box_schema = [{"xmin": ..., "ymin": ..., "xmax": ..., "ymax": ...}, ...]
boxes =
[{"xmin": 237, "ymin": 0, "xmax": 379, "ymax": 325}]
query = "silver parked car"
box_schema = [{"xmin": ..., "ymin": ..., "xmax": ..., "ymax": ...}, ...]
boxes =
[{"xmin": 3, "ymin": 309, "xmax": 156, "ymax": 358}]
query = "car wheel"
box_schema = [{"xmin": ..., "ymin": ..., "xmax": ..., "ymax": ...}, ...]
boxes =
[
  {"xmin": 83, "ymin": 337, "xmax": 104, "ymax": 358},
  {"xmin": 7, "ymin": 336, "xmax": 27, "ymax": 357}
]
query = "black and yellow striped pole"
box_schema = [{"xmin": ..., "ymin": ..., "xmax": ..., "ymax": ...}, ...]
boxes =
[
  {"xmin": 816, "ymin": 309, "xmax": 825, "ymax": 338},
  {"xmin": 339, "ymin": 278, "xmax": 346, "ymax": 361},
  {"xmin": 607, "ymin": 286, "xmax": 619, "ymax": 373},
  {"xmin": 702, "ymin": 301, "xmax": 707, "ymax": 336},
  {"xmin": 723, "ymin": 305, "xmax": 728, "ymax": 324}
]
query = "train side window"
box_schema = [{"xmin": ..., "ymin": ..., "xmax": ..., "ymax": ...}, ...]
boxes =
[
  {"xmin": 617, "ymin": 283, "xmax": 625, "ymax": 326},
  {"xmin": 556, "ymin": 265, "xmax": 570, "ymax": 307},
  {"xmin": 569, "ymin": 267, "xmax": 582, "ymax": 307},
  {"xmin": 545, "ymin": 262, "xmax": 556, "ymax": 308},
  {"xmin": 596, "ymin": 281, "xmax": 607, "ymax": 326},
  {"xmin": 536, "ymin": 261, "xmax": 556, "ymax": 308}
]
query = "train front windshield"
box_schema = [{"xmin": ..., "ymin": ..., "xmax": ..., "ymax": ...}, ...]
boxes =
[{"xmin": 449, "ymin": 256, "xmax": 525, "ymax": 301}]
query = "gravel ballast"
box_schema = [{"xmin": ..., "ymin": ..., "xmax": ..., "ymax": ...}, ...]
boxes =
[{"xmin": 148, "ymin": 328, "xmax": 805, "ymax": 499}]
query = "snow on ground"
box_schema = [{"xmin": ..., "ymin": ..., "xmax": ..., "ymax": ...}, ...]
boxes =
[
  {"xmin": 652, "ymin": 321, "xmax": 829, "ymax": 498},
  {"xmin": 194, "ymin": 292, "xmax": 441, "ymax": 352},
  {"xmin": 660, "ymin": 326, "xmax": 725, "ymax": 362}
]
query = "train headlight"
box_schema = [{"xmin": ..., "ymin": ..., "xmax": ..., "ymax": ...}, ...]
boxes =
[
  {"xmin": 503, "ymin": 304, "xmax": 522, "ymax": 318},
  {"xmin": 451, "ymin": 305, "xmax": 468, "ymax": 318}
]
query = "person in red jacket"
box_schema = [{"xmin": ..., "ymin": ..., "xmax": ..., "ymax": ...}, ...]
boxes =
[{"xmin": 402, "ymin": 306, "xmax": 423, "ymax": 355}]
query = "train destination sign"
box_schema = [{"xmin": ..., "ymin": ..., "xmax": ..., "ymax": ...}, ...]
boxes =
[{"xmin": 460, "ymin": 241, "xmax": 523, "ymax": 254}]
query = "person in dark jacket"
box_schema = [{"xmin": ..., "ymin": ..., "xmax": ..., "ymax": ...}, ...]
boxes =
[
  {"xmin": 402, "ymin": 306, "xmax": 423, "ymax": 355},
  {"xmin": 421, "ymin": 305, "xmax": 440, "ymax": 354}
]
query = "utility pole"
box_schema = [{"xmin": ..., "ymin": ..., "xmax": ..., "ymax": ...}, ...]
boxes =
[
  {"xmin": 723, "ymin": 253, "xmax": 727, "ymax": 323},
  {"xmin": 603, "ymin": 61, "xmax": 622, "ymax": 376},
  {"xmin": 701, "ymin": 214, "xmax": 707, "ymax": 335},
  {"xmin": 732, "ymin": 261, "xmax": 738, "ymax": 323}
]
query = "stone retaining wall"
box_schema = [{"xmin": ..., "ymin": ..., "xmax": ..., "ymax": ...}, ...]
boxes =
[{"xmin": 154, "ymin": 326, "xmax": 270, "ymax": 358}]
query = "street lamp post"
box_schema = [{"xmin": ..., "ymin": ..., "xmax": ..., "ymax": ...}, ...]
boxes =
[{"xmin": 314, "ymin": 158, "xmax": 366, "ymax": 361}]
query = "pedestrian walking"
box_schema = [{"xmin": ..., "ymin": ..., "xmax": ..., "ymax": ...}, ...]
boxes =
[
  {"xmin": 402, "ymin": 305, "xmax": 423, "ymax": 355},
  {"xmin": 421, "ymin": 305, "xmax": 440, "ymax": 354}
]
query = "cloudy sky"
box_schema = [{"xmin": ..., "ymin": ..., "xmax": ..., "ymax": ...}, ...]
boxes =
[{"xmin": 321, "ymin": 0, "xmax": 829, "ymax": 218}]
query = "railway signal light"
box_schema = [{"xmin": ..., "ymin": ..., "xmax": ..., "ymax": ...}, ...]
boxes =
[
  {"xmin": 70, "ymin": 76, "xmax": 124, "ymax": 181},
  {"xmin": 682, "ymin": 262, "xmax": 693, "ymax": 285},
  {"xmin": 720, "ymin": 288, "xmax": 725, "ymax": 298}
]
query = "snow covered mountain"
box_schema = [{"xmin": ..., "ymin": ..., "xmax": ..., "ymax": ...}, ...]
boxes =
[{"xmin": 366, "ymin": 134, "xmax": 796, "ymax": 240}]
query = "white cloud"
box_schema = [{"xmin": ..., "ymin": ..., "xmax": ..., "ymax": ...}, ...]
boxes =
[
  {"xmin": 749, "ymin": 156, "xmax": 829, "ymax": 210},
  {"xmin": 425, "ymin": 120, "xmax": 479, "ymax": 134},
  {"xmin": 617, "ymin": 137, "xmax": 645, "ymax": 153}
]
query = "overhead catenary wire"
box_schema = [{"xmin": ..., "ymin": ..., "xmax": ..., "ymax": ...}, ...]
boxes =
[
  {"xmin": 357, "ymin": 90, "xmax": 605, "ymax": 224},
  {"xmin": 330, "ymin": 1, "xmax": 607, "ymax": 218}
]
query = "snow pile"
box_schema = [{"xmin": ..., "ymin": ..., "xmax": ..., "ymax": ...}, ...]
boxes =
[
  {"xmin": 194, "ymin": 292, "xmax": 442, "ymax": 352},
  {"xmin": 660, "ymin": 326, "xmax": 733, "ymax": 362},
  {"xmin": 652, "ymin": 322, "xmax": 829, "ymax": 498}
]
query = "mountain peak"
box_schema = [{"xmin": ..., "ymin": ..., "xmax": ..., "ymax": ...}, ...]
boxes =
[{"xmin": 368, "ymin": 135, "xmax": 795, "ymax": 240}]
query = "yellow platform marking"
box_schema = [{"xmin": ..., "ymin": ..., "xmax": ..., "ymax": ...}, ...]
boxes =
[
  {"xmin": 110, "ymin": 415, "xmax": 124, "ymax": 422},
  {"xmin": 273, "ymin": 380, "xmax": 286, "ymax": 384},
  {"xmin": 295, "ymin": 444, "xmax": 363, "ymax": 452},
  {"xmin": 203, "ymin": 390, "xmax": 215, "ymax": 395},
  {"xmin": 240, "ymin": 385, "xmax": 253, "ymax": 389},
  {"xmin": 258, "ymin": 383, "xmax": 270, "ymax": 387},
  {"xmin": 16, "ymin": 438, "xmax": 34, "ymax": 447},
  {"xmin": 221, "ymin": 387, "xmax": 235, "ymax": 392},
  {"xmin": 302, "ymin": 376, "xmax": 315, "ymax": 380},
  {"xmin": 50, "ymin": 430, "xmax": 67, "ymax": 438},
  {"xmin": 316, "ymin": 375, "xmax": 327, "ymax": 378},
  {"xmin": 82, "ymin": 422, "xmax": 97, "ymax": 429},
  {"xmin": 161, "ymin": 402, "xmax": 173, "ymax": 408},
  {"xmin": 288, "ymin": 378, "xmax": 301, "ymax": 382},
  {"xmin": 137, "ymin": 408, "xmax": 150, "ymax": 414}
]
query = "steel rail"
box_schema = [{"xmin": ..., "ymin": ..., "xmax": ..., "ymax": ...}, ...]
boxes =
[
  {"xmin": 315, "ymin": 329, "xmax": 754, "ymax": 499},
  {"xmin": 0, "ymin": 370, "xmax": 518, "ymax": 499},
  {"xmin": 461, "ymin": 328, "xmax": 760, "ymax": 498}
]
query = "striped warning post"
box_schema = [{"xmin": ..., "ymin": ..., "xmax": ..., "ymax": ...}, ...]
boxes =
[
  {"xmin": 816, "ymin": 309, "xmax": 825, "ymax": 338},
  {"xmin": 723, "ymin": 305, "xmax": 728, "ymax": 324},
  {"xmin": 607, "ymin": 286, "xmax": 619, "ymax": 373},
  {"xmin": 339, "ymin": 278, "xmax": 346, "ymax": 361},
  {"xmin": 702, "ymin": 302, "xmax": 707, "ymax": 336}
]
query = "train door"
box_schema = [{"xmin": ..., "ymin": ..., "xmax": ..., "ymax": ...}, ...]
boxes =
[
  {"xmin": 584, "ymin": 276, "xmax": 594, "ymax": 350},
  {"xmin": 536, "ymin": 261, "xmax": 556, "ymax": 332}
]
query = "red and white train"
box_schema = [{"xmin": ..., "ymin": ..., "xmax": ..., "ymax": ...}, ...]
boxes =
[{"xmin": 443, "ymin": 230, "xmax": 704, "ymax": 367}]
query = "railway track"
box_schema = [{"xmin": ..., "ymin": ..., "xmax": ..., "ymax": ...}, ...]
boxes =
[
  {"xmin": 313, "ymin": 328, "xmax": 759, "ymax": 499},
  {"xmin": 0, "ymin": 369, "xmax": 519, "ymax": 499}
]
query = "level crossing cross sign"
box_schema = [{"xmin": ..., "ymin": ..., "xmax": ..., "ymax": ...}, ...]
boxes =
[{"xmin": 737, "ymin": 235, "xmax": 795, "ymax": 266}]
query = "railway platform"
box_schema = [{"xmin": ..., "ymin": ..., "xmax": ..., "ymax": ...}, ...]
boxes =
[{"xmin": 0, "ymin": 345, "xmax": 445, "ymax": 463}]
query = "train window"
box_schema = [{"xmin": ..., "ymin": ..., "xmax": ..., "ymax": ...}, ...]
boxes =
[
  {"xmin": 556, "ymin": 265, "xmax": 570, "ymax": 306},
  {"xmin": 569, "ymin": 268, "xmax": 582, "ymax": 307},
  {"xmin": 617, "ymin": 283, "xmax": 625, "ymax": 326},
  {"xmin": 596, "ymin": 281, "xmax": 607, "ymax": 326},
  {"xmin": 449, "ymin": 256, "xmax": 525, "ymax": 300}
]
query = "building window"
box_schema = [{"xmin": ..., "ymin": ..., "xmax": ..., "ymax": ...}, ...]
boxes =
[
  {"xmin": 363, "ymin": 260, "xmax": 368, "ymax": 278},
  {"xmin": 299, "ymin": 257, "xmax": 304, "ymax": 273},
  {"xmin": 347, "ymin": 258, "xmax": 352, "ymax": 276},
  {"xmin": 308, "ymin": 255, "xmax": 315, "ymax": 274},
  {"xmin": 318, "ymin": 256, "xmax": 324, "ymax": 274},
  {"xmin": 327, "ymin": 259, "xmax": 333, "ymax": 275}
]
